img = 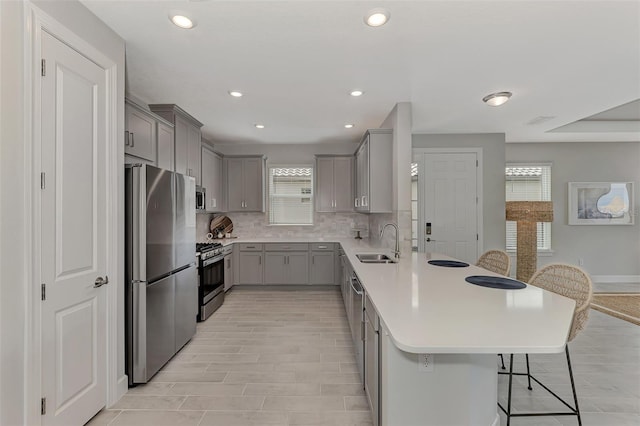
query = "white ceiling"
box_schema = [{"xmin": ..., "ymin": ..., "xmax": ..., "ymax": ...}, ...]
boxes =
[{"xmin": 81, "ymin": 0, "xmax": 640, "ymax": 145}]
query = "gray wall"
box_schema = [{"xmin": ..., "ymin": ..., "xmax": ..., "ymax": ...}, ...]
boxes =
[
  {"xmin": 412, "ymin": 133, "xmax": 506, "ymax": 252},
  {"xmin": 506, "ymin": 142, "xmax": 640, "ymax": 278}
]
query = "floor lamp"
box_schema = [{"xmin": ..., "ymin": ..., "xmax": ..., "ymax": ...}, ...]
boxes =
[{"xmin": 506, "ymin": 201, "xmax": 554, "ymax": 282}]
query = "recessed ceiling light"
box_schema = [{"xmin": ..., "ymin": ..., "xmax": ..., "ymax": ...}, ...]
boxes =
[
  {"xmin": 482, "ymin": 92, "xmax": 512, "ymax": 107},
  {"xmin": 228, "ymin": 91, "xmax": 243, "ymax": 97},
  {"xmin": 344, "ymin": 124, "xmax": 354, "ymax": 129},
  {"xmin": 350, "ymin": 90, "xmax": 364, "ymax": 97},
  {"xmin": 255, "ymin": 124, "xmax": 265, "ymax": 129},
  {"xmin": 170, "ymin": 14, "xmax": 196, "ymax": 29},
  {"xmin": 365, "ymin": 8, "xmax": 390, "ymax": 27}
]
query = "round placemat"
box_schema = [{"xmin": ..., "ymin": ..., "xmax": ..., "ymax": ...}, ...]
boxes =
[
  {"xmin": 428, "ymin": 260, "xmax": 470, "ymax": 268},
  {"xmin": 465, "ymin": 275, "xmax": 526, "ymax": 290}
]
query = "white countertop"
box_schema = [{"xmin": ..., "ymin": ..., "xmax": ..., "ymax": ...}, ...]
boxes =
[{"xmin": 218, "ymin": 236, "xmax": 576, "ymax": 355}]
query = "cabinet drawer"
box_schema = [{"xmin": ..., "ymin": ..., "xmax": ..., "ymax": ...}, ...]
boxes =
[
  {"xmin": 238, "ymin": 243, "xmax": 263, "ymax": 251},
  {"xmin": 264, "ymin": 243, "xmax": 309, "ymax": 252},
  {"xmin": 311, "ymin": 243, "xmax": 335, "ymax": 251}
]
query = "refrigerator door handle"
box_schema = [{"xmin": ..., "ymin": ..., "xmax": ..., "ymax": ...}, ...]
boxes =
[
  {"xmin": 132, "ymin": 279, "xmax": 147, "ymax": 383},
  {"xmin": 131, "ymin": 165, "xmax": 147, "ymax": 283}
]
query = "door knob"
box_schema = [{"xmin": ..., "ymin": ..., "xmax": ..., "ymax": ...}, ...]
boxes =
[{"xmin": 94, "ymin": 276, "xmax": 109, "ymax": 288}]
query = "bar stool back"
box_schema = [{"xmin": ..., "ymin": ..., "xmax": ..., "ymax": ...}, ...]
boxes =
[
  {"xmin": 499, "ymin": 263, "xmax": 593, "ymax": 426},
  {"xmin": 476, "ymin": 249, "xmax": 511, "ymax": 276}
]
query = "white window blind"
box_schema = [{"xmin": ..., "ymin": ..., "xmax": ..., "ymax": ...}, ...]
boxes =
[
  {"xmin": 505, "ymin": 165, "xmax": 552, "ymax": 251},
  {"xmin": 269, "ymin": 166, "xmax": 313, "ymax": 225}
]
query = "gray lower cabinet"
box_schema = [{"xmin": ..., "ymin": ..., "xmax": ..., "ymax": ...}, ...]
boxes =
[
  {"xmin": 364, "ymin": 293, "xmax": 380, "ymax": 426},
  {"xmin": 174, "ymin": 265, "xmax": 198, "ymax": 351},
  {"xmin": 264, "ymin": 244, "xmax": 309, "ymax": 284},
  {"xmin": 238, "ymin": 251, "xmax": 263, "ymax": 284},
  {"xmin": 309, "ymin": 244, "xmax": 336, "ymax": 284},
  {"xmin": 224, "ymin": 251, "xmax": 234, "ymax": 291}
]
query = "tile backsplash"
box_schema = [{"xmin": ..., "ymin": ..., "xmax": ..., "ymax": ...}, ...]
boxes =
[{"xmin": 196, "ymin": 212, "xmax": 370, "ymax": 242}]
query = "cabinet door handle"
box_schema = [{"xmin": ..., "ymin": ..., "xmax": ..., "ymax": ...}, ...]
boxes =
[
  {"xmin": 213, "ymin": 198, "xmax": 217, "ymax": 208},
  {"xmin": 129, "ymin": 132, "xmax": 135, "ymax": 148},
  {"xmin": 312, "ymin": 255, "xmax": 315, "ymax": 265},
  {"xmin": 317, "ymin": 245, "xmax": 327, "ymax": 249},
  {"xmin": 227, "ymin": 258, "xmax": 231, "ymax": 268},
  {"xmin": 124, "ymin": 131, "xmax": 130, "ymax": 146},
  {"xmin": 355, "ymin": 198, "xmax": 359, "ymax": 208},
  {"xmin": 258, "ymin": 255, "xmax": 261, "ymax": 265},
  {"xmin": 361, "ymin": 196, "xmax": 367, "ymax": 207}
]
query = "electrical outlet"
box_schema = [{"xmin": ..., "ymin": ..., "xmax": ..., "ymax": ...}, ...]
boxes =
[
  {"xmin": 418, "ymin": 354, "xmax": 434, "ymax": 372},
  {"xmin": 578, "ymin": 258, "xmax": 584, "ymax": 266}
]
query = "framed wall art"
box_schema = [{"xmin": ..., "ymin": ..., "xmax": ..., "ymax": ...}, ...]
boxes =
[{"xmin": 568, "ymin": 182, "xmax": 634, "ymax": 225}]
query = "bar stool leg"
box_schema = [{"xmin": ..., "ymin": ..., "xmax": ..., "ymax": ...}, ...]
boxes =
[
  {"xmin": 499, "ymin": 354, "xmax": 506, "ymax": 370},
  {"xmin": 565, "ymin": 345, "xmax": 582, "ymax": 426},
  {"xmin": 505, "ymin": 354, "xmax": 514, "ymax": 426},
  {"xmin": 525, "ymin": 354, "xmax": 533, "ymax": 390}
]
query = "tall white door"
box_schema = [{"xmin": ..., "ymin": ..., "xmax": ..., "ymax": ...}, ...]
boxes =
[
  {"xmin": 419, "ymin": 152, "xmax": 478, "ymax": 262},
  {"xmin": 40, "ymin": 31, "xmax": 108, "ymax": 425}
]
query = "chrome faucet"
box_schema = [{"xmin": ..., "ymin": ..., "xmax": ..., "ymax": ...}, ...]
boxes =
[{"xmin": 380, "ymin": 223, "xmax": 400, "ymax": 259}]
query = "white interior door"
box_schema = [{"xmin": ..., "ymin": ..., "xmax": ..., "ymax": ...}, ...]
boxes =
[
  {"xmin": 40, "ymin": 31, "xmax": 108, "ymax": 426},
  {"xmin": 418, "ymin": 152, "xmax": 479, "ymax": 262}
]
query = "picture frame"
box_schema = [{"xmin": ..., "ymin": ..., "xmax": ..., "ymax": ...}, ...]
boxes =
[{"xmin": 568, "ymin": 182, "xmax": 634, "ymax": 225}]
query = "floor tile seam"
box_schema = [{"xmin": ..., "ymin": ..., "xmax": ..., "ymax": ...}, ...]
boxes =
[
  {"xmin": 194, "ymin": 410, "xmax": 207, "ymax": 426},
  {"xmin": 104, "ymin": 409, "xmax": 122, "ymax": 426}
]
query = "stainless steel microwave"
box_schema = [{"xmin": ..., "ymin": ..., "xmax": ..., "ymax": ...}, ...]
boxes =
[{"xmin": 196, "ymin": 186, "xmax": 206, "ymax": 211}]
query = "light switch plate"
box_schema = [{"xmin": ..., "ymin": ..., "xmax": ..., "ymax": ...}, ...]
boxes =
[{"xmin": 418, "ymin": 354, "xmax": 434, "ymax": 372}]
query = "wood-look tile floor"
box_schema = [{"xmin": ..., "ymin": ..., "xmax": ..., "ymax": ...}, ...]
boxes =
[
  {"xmin": 88, "ymin": 288, "xmax": 372, "ymax": 426},
  {"xmin": 89, "ymin": 286, "xmax": 640, "ymax": 426}
]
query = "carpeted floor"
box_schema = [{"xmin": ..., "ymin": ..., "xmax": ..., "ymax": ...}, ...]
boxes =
[{"xmin": 591, "ymin": 293, "xmax": 640, "ymax": 326}]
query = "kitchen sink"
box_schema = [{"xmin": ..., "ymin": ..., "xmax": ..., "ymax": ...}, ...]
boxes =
[{"xmin": 356, "ymin": 253, "xmax": 397, "ymax": 264}]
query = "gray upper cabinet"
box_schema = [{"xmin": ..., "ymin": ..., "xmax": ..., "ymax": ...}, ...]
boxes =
[
  {"xmin": 225, "ymin": 156, "xmax": 265, "ymax": 212},
  {"xmin": 315, "ymin": 156, "xmax": 353, "ymax": 212},
  {"xmin": 355, "ymin": 129, "xmax": 393, "ymax": 213},
  {"xmin": 149, "ymin": 104, "xmax": 203, "ymax": 184},
  {"xmin": 201, "ymin": 145, "xmax": 224, "ymax": 212},
  {"xmin": 156, "ymin": 121, "xmax": 174, "ymax": 170},
  {"xmin": 125, "ymin": 99, "xmax": 175, "ymax": 168},
  {"xmin": 125, "ymin": 100, "xmax": 157, "ymax": 162}
]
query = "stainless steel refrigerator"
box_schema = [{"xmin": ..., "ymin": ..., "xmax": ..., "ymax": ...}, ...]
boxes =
[{"xmin": 125, "ymin": 164, "xmax": 197, "ymax": 385}]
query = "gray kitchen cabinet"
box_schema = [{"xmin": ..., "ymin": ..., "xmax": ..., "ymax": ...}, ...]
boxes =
[
  {"xmin": 125, "ymin": 100, "xmax": 156, "ymax": 162},
  {"xmin": 355, "ymin": 129, "xmax": 393, "ymax": 213},
  {"xmin": 310, "ymin": 243, "xmax": 336, "ymax": 285},
  {"xmin": 364, "ymin": 293, "xmax": 380, "ymax": 426},
  {"xmin": 156, "ymin": 121, "xmax": 174, "ymax": 170},
  {"xmin": 315, "ymin": 156, "xmax": 353, "ymax": 212},
  {"xmin": 238, "ymin": 252, "xmax": 263, "ymax": 284},
  {"xmin": 223, "ymin": 246, "xmax": 234, "ymax": 292},
  {"xmin": 149, "ymin": 104, "xmax": 203, "ymax": 183},
  {"xmin": 237, "ymin": 244, "xmax": 263, "ymax": 285},
  {"xmin": 264, "ymin": 244, "xmax": 309, "ymax": 284},
  {"xmin": 225, "ymin": 156, "xmax": 265, "ymax": 212},
  {"xmin": 201, "ymin": 145, "xmax": 224, "ymax": 212}
]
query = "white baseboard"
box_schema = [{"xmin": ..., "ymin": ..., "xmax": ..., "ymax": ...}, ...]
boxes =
[
  {"xmin": 591, "ymin": 275, "xmax": 640, "ymax": 284},
  {"xmin": 115, "ymin": 375, "xmax": 128, "ymax": 404}
]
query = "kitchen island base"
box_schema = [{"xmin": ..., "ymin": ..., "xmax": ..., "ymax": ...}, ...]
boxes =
[{"xmin": 381, "ymin": 324, "xmax": 499, "ymax": 426}]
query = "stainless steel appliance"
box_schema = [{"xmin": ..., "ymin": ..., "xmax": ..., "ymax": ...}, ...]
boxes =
[
  {"xmin": 350, "ymin": 272, "xmax": 364, "ymax": 381},
  {"xmin": 197, "ymin": 242, "xmax": 225, "ymax": 321},
  {"xmin": 125, "ymin": 164, "xmax": 197, "ymax": 385},
  {"xmin": 196, "ymin": 185, "xmax": 206, "ymax": 212}
]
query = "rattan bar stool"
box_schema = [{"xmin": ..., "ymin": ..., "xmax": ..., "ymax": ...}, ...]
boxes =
[
  {"xmin": 476, "ymin": 250, "xmax": 511, "ymax": 369},
  {"xmin": 498, "ymin": 263, "xmax": 593, "ymax": 426}
]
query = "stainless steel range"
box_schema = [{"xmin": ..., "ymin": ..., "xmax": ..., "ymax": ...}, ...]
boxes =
[{"xmin": 196, "ymin": 242, "xmax": 225, "ymax": 321}]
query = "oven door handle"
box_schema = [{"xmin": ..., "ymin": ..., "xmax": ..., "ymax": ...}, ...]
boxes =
[{"xmin": 202, "ymin": 255, "xmax": 224, "ymax": 267}]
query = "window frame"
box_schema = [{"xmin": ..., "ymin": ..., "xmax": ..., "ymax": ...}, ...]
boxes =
[
  {"xmin": 505, "ymin": 162, "xmax": 553, "ymax": 254},
  {"xmin": 267, "ymin": 164, "xmax": 314, "ymax": 226}
]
